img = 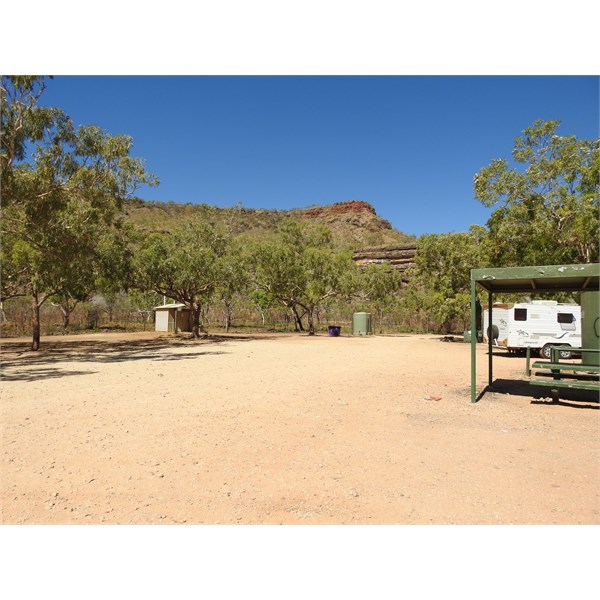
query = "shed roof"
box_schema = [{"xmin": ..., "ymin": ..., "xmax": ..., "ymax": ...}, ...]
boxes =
[
  {"xmin": 471, "ymin": 263, "xmax": 599, "ymax": 294},
  {"xmin": 153, "ymin": 303, "xmax": 189, "ymax": 310}
]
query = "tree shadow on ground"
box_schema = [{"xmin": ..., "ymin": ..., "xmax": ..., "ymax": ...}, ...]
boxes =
[
  {"xmin": 480, "ymin": 378, "xmax": 599, "ymax": 410},
  {"xmin": 1, "ymin": 334, "xmax": 273, "ymax": 380},
  {"xmin": 1, "ymin": 368, "xmax": 100, "ymax": 383}
]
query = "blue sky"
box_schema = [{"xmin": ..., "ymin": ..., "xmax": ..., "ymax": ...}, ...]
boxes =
[{"xmin": 39, "ymin": 75, "xmax": 599, "ymax": 237}]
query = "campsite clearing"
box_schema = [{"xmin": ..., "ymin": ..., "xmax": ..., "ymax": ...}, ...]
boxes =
[{"xmin": 2, "ymin": 331, "xmax": 598, "ymax": 525}]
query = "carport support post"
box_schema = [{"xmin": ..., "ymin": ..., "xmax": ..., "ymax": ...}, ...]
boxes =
[
  {"xmin": 488, "ymin": 291, "xmax": 493, "ymax": 388},
  {"xmin": 471, "ymin": 279, "xmax": 477, "ymax": 403}
]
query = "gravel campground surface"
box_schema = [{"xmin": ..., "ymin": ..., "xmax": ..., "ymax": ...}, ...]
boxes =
[{"xmin": 1, "ymin": 331, "xmax": 598, "ymax": 525}]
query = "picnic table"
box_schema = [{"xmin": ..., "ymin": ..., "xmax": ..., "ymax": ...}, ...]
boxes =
[{"xmin": 527, "ymin": 346, "xmax": 599, "ymax": 401}]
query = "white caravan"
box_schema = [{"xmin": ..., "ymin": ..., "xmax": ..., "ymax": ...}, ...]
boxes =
[{"xmin": 482, "ymin": 300, "xmax": 581, "ymax": 358}]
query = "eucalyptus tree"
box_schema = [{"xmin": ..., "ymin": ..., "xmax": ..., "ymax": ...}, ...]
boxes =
[
  {"xmin": 216, "ymin": 240, "xmax": 250, "ymax": 332},
  {"xmin": 361, "ymin": 262, "xmax": 403, "ymax": 333},
  {"xmin": 49, "ymin": 272, "xmax": 96, "ymax": 331},
  {"xmin": 1, "ymin": 76, "xmax": 158, "ymax": 349},
  {"xmin": 245, "ymin": 231, "xmax": 307, "ymax": 331},
  {"xmin": 133, "ymin": 216, "xmax": 232, "ymax": 338},
  {"xmin": 44, "ymin": 224, "xmax": 133, "ymax": 330},
  {"xmin": 248, "ymin": 220, "xmax": 358, "ymax": 335},
  {"xmin": 474, "ymin": 119, "xmax": 599, "ymax": 266},
  {"xmin": 406, "ymin": 227, "xmax": 489, "ymax": 333}
]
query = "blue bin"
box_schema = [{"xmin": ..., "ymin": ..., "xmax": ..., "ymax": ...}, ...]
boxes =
[{"xmin": 328, "ymin": 325, "xmax": 341, "ymax": 337}]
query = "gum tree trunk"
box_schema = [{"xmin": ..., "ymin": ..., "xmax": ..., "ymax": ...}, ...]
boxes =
[
  {"xmin": 191, "ymin": 304, "xmax": 201, "ymax": 339},
  {"xmin": 307, "ymin": 309, "xmax": 316, "ymax": 336},
  {"xmin": 31, "ymin": 294, "xmax": 41, "ymax": 351},
  {"xmin": 291, "ymin": 305, "xmax": 305, "ymax": 332}
]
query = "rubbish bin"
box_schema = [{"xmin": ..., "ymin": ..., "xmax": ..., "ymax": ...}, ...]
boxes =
[
  {"xmin": 463, "ymin": 330, "xmax": 471, "ymax": 343},
  {"xmin": 328, "ymin": 325, "xmax": 341, "ymax": 337}
]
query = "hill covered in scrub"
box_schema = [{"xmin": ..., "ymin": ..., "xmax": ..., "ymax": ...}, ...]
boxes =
[{"xmin": 123, "ymin": 198, "xmax": 416, "ymax": 250}]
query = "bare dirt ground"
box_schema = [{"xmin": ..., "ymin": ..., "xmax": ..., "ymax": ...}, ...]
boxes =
[{"xmin": 1, "ymin": 331, "xmax": 598, "ymax": 525}]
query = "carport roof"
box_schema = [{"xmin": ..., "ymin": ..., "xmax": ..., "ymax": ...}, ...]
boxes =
[{"xmin": 471, "ymin": 263, "xmax": 600, "ymax": 294}]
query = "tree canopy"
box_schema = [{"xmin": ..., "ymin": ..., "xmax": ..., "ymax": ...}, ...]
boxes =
[
  {"xmin": 247, "ymin": 220, "xmax": 357, "ymax": 335},
  {"xmin": 405, "ymin": 227, "xmax": 490, "ymax": 333},
  {"xmin": 360, "ymin": 262, "xmax": 403, "ymax": 333},
  {"xmin": 132, "ymin": 215, "xmax": 234, "ymax": 338},
  {"xmin": 474, "ymin": 119, "xmax": 599, "ymax": 265},
  {"xmin": 1, "ymin": 76, "xmax": 158, "ymax": 349}
]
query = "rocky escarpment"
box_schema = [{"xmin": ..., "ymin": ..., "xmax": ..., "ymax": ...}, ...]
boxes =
[
  {"xmin": 302, "ymin": 200, "xmax": 376, "ymax": 218},
  {"xmin": 353, "ymin": 244, "xmax": 417, "ymax": 280},
  {"xmin": 297, "ymin": 202, "xmax": 417, "ymax": 277},
  {"xmin": 294, "ymin": 200, "xmax": 413, "ymax": 248}
]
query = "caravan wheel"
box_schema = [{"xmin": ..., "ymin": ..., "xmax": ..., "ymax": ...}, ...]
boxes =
[
  {"xmin": 558, "ymin": 346, "xmax": 572, "ymax": 359},
  {"xmin": 540, "ymin": 344, "xmax": 572, "ymax": 360}
]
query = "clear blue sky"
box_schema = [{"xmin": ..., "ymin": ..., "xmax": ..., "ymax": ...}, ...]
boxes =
[{"xmin": 39, "ymin": 75, "xmax": 599, "ymax": 237}]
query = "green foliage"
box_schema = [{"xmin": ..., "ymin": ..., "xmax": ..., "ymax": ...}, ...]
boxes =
[
  {"xmin": 0, "ymin": 75, "xmax": 158, "ymax": 349},
  {"xmin": 360, "ymin": 263, "xmax": 403, "ymax": 332},
  {"xmin": 474, "ymin": 119, "xmax": 599, "ymax": 265},
  {"xmin": 133, "ymin": 214, "xmax": 238, "ymax": 337},
  {"xmin": 247, "ymin": 220, "xmax": 358, "ymax": 334},
  {"xmin": 214, "ymin": 238, "xmax": 251, "ymax": 331},
  {"xmin": 405, "ymin": 228, "xmax": 490, "ymax": 333}
]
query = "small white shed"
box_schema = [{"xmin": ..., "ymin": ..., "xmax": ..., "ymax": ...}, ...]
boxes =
[{"xmin": 153, "ymin": 303, "xmax": 192, "ymax": 333}]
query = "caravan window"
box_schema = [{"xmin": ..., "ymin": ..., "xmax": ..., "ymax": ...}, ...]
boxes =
[
  {"xmin": 514, "ymin": 308, "xmax": 527, "ymax": 321},
  {"xmin": 557, "ymin": 312, "xmax": 576, "ymax": 331},
  {"xmin": 557, "ymin": 313, "xmax": 574, "ymax": 324}
]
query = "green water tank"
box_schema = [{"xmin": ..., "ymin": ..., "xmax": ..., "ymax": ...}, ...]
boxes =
[
  {"xmin": 581, "ymin": 290, "xmax": 600, "ymax": 366},
  {"xmin": 352, "ymin": 312, "xmax": 372, "ymax": 335}
]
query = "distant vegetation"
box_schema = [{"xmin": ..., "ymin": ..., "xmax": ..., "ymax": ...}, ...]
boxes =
[{"xmin": 2, "ymin": 77, "xmax": 598, "ymax": 348}]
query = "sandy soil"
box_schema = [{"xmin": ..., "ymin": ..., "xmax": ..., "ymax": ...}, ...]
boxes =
[{"xmin": 1, "ymin": 331, "xmax": 598, "ymax": 525}]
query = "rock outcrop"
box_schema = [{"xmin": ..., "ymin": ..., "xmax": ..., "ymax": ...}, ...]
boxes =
[{"xmin": 352, "ymin": 244, "xmax": 417, "ymax": 280}]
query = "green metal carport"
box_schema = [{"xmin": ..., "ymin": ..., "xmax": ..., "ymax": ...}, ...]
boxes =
[{"xmin": 470, "ymin": 263, "xmax": 600, "ymax": 403}]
